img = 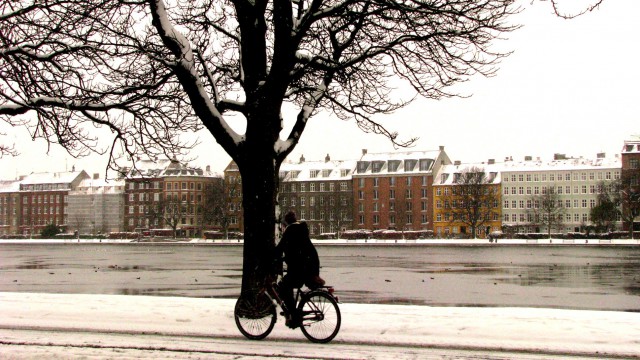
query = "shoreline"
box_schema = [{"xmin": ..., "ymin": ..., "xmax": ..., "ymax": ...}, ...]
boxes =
[{"xmin": 1, "ymin": 237, "xmax": 639, "ymax": 246}]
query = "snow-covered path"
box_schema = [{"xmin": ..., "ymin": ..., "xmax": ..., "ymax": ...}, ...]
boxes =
[{"xmin": 1, "ymin": 292, "xmax": 639, "ymax": 359}]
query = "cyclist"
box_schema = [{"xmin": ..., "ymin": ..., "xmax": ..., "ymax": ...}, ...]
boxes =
[{"xmin": 276, "ymin": 210, "xmax": 325, "ymax": 328}]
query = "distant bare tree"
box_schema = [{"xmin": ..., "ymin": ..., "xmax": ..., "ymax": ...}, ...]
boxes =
[
  {"xmin": 617, "ymin": 169, "xmax": 640, "ymax": 238},
  {"xmin": 526, "ymin": 186, "xmax": 567, "ymax": 238},
  {"xmin": 443, "ymin": 167, "xmax": 500, "ymax": 238},
  {"xmin": 201, "ymin": 177, "xmax": 238, "ymax": 239},
  {"xmin": 590, "ymin": 181, "xmax": 619, "ymax": 233}
]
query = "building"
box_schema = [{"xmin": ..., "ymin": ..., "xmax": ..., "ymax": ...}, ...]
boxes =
[
  {"xmin": 124, "ymin": 159, "xmax": 222, "ymax": 237},
  {"xmin": 17, "ymin": 170, "xmax": 91, "ymax": 235},
  {"xmin": 501, "ymin": 153, "xmax": 621, "ymax": 234},
  {"xmin": 352, "ymin": 147, "xmax": 451, "ymax": 232},
  {"xmin": 432, "ymin": 160, "xmax": 502, "ymax": 238},
  {"xmin": 279, "ymin": 154, "xmax": 356, "ymax": 236},
  {"xmin": 67, "ymin": 175, "xmax": 125, "ymax": 235},
  {"xmin": 621, "ymin": 137, "xmax": 640, "ymax": 232},
  {"xmin": 223, "ymin": 161, "xmax": 243, "ymax": 233},
  {"xmin": 0, "ymin": 180, "xmax": 21, "ymax": 236}
]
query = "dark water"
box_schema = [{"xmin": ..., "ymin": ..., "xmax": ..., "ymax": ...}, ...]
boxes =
[{"xmin": 1, "ymin": 244, "xmax": 639, "ymax": 311}]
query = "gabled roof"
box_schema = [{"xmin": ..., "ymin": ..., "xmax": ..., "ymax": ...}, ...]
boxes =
[{"xmin": 501, "ymin": 156, "xmax": 621, "ymax": 172}]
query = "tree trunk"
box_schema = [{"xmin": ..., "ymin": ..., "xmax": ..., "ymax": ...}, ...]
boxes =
[{"xmin": 238, "ymin": 156, "xmax": 279, "ymax": 293}]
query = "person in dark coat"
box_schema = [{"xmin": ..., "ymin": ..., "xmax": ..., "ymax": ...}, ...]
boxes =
[{"xmin": 276, "ymin": 210, "xmax": 325, "ymax": 327}]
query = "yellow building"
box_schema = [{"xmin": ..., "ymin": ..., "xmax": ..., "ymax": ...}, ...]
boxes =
[{"xmin": 433, "ymin": 161, "xmax": 502, "ymax": 239}]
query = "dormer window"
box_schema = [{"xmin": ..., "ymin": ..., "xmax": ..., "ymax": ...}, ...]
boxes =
[
  {"xmin": 404, "ymin": 159, "xmax": 417, "ymax": 172},
  {"xmin": 310, "ymin": 170, "xmax": 319, "ymax": 178},
  {"xmin": 322, "ymin": 169, "xmax": 332, "ymax": 177},
  {"xmin": 372, "ymin": 161, "xmax": 384, "ymax": 173}
]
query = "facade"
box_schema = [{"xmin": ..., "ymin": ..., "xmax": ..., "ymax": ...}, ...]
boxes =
[
  {"xmin": 278, "ymin": 155, "xmax": 356, "ymax": 235},
  {"xmin": 124, "ymin": 159, "xmax": 222, "ymax": 237},
  {"xmin": 0, "ymin": 180, "xmax": 21, "ymax": 235},
  {"xmin": 621, "ymin": 137, "xmax": 640, "ymax": 232},
  {"xmin": 67, "ymin": 176, "xmax": 125, "ymax": 235},
  {"xmin": 432, "ymin": 161, "xmax": 502, "ymax": 238},
  {"xmin": 352, "ymin": 147, "xmax": 451, "ymax": 231},
  {"xmin": 501, "ymin": 153, "xmax": 621, "ymax": 234},
  {"xmin": 17, "ymin": 170, "xmax": 91, "ymax": 235},
  {"xmin": 223, "ymin": 161, "xmax": 243, "ymax": 233}
]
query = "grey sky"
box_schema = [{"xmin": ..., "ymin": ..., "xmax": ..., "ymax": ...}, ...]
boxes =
[{"xmin": 1, "ymin": 0, "xmax": 637, "ymax": 179}]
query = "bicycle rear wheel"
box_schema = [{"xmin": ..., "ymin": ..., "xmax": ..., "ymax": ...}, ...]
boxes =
[
  {"xmin": 299, "ymin": 291, "xmax": 341, "ymax": 343},
  {"xmin": 234, "ymin": 292, "xmax": 276, "ymax": 340}
]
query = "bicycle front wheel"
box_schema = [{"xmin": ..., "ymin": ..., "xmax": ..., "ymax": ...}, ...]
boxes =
[
  {"xmin": 234, "ymin": 292, "xmax": 276, "ymax": 340},
  {"xmin": 299, "ymin": 291, "xmax": 341, "ymax": 343}
]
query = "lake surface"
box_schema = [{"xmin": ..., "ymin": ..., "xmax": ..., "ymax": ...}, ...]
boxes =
[{"xmin": 1, "ymin": 244, "xmax": 639, "ymax": 311}]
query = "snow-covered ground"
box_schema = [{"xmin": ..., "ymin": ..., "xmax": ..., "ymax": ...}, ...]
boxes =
[{"xmin": 1, "ymin": 292, "xmax": 639, "ymax": 359}]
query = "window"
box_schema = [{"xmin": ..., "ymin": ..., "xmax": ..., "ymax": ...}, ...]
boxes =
[
  {"xmin": 310, "ymin": 170, "xmax": 319, "ymax": 178},
  {"xmin": 310, "ymin": 183, "xmax": 316, "ymax": 192},
  {"xmin": 300, "ymin": 183, "xmax": 306, "ymax": 192},
  {"xmin": 373, "ymin": 178, "xmax": 379, "ymax": 187},
  {"xmin": 389, "ymin": 189, "xmax": 395, "ymax": 199},
  {"xmin": 373, "ymin": 190, "xmax": 379, "ymax": 200},
  {"xmin": 340, "ymin": 182, "xmax": 348, "ymax": 191},
  {"xmin": 320, "ymin": 183, "xmax": 326, "ymax": 192},
  {"xmin": 390, "ymin": 177, "xmax": 396, "ymax": 187},
  {"xmin": 406, "ymin": 189, "xmax": 412, "ymax": 199}
]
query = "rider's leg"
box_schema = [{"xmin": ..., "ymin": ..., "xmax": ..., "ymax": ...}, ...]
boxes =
[{"xmin": 280, "ymin": 274, "xmax": 303, "ymax": 327}]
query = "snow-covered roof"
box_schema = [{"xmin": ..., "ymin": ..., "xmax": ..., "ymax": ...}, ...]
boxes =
[
  {"xmin": 354, "ymin": 150, "xmax": 443, "ymax": 176},
  {"xmin": 70, "ymin": 178, "xmax": 126, "ymax": 195},
  {"xmin": 0, "ymin": 180, "xmax": 20, "ymax": 193},
  {"xmin": 280, "ymin": 158, "xmax": 357, "ymax": 182},
  {"xmin": 501, "ymin": 155, "xmax": 621, "ymax": 172},
  {"xmin": 19, "ymin": 171, "xmax": 89, "ymax": 186},
  {"xmin": 433, "ymin": 162, "xmax": 504, "ymax": 186},
  {"xmin": 126, "ymin": 159, "xmax": 220, "ymax": 179},
  {"xmin": 622, "ymin": 136, "xmax": 640, "ymax": 154}
]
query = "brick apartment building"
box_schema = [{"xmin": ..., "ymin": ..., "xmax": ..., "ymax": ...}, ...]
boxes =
[
  {"xmin": 352, "ymin": 147, "xmax": 451, "ymax": 232},
  {"xmin": 17, "ymin": 170, "xmax": 90, "ymax": 235},
  {"xmin": 124, "ymin": 159, "xmax": 222, "ymax": 237},
  {"xmin": 621, "ymin": 137, "xmax": 640, "ymax": 232}
]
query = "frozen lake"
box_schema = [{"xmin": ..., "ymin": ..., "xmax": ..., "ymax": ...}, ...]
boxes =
[{"xmin": 1, "ymin": 243, "xmax": 639, "ymax": 311}]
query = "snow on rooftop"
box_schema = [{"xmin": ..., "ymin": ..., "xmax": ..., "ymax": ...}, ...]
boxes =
[
  {"xmin": 280, "ymin": 158, "xmax": 357, "ymax": 181},
  {"xmin": 19, "ymin": 171, "xmax": 88, "ymax": 185},
  {"xmin": 355, "ymin": 149, "xmax": 443, "ymax": 176},
  {"xmin": 434, "ymin": 162, "xmax": 504, "ymax": 185},
  {"xmin": 0, "ymin": 180, "xmax": 20, "ymax": 193},
  {"xmin": 501, "ymin": 155, "xmax": 621, "ymax": 172}
]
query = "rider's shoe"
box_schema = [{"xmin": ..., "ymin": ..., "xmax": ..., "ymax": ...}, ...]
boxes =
[{"xmin": 285, "ymin": 315, "xmax": 300, "ymax": 329}]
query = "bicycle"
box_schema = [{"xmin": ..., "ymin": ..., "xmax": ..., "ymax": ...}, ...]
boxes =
[{"xmin": 234, "ymin": 271, "xmax": 341, "ymax": 343}]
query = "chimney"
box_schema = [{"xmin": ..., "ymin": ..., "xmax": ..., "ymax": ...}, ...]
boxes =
[
  {"xmin": 554, "ymin": 153, "xmax": 566, "ymax": 160},
  {"xmin": 362, "ymin": 149, "xmax": 368, "ymax": 156},
  {"xmin": 454, "ymin": 160, "xmax": 461, "ymax": 165},
  {"xmin": 488, "ymin": 159, "xmax": 495, "ymax": 165},
  {"xmin": 206, "ymin": 165, "xmax": 211, "ymax": 172},
  {"xmin": 524, "ymin": 156, "xmax": 532, "ymax": 161},
  {"xmin": 439, "ymin": 145, "xmax": 445, "ymax": 151},
  {"xmin": 299, "ymin": 154, "xmax": 305, "ymax": 163},
  {"xmin": 93, "ymin": 173, "xmax": 99, "ymax": 180},
  {"xmin": 325, "ymin": 154, "xmax": 330, "ymax": 163},
  {"xmin": 597, "ymin": 152, "xmax": 606, "ymax": 159}
]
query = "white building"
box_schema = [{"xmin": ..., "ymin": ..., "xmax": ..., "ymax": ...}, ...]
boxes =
[
  {"xmin": 501, "ymin": 154, "xmax": 621, "ymax": 234},
  {"xmin": 67, "ymin": 176, "xmax": 125, "ymax": 235}
]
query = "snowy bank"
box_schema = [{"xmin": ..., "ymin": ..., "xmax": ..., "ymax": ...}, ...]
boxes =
[{"xmin": 1, "ymin": 292, "xmax": 639, "ymax": 359}]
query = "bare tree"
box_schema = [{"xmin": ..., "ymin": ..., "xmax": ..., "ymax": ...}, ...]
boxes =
[
  {"xmin": 1, "ymin": 0, "xmax": 537, "ymax": 292},
  {"xmin": 443, "ymin": 167, "xmax": 500, "ymax": 238},
  {"xmin": 526, "ymin": 186, "xmax": 567, "ymax": 239},
  {"xmin": 201, "ymin": 176, "xmax": 239, "ymax": 239},
  {"xmin": 590, "ymin": 180, "xmax": 619, "ymax": 233},
  {"xmin": 617, "ymin": 170, "xmax": 640, "ymax": 238}
]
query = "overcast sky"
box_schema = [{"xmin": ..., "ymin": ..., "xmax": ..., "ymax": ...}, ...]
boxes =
[{"xmin": 1, "ymin": 0, "xmax": 638, "ymax": 179}]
